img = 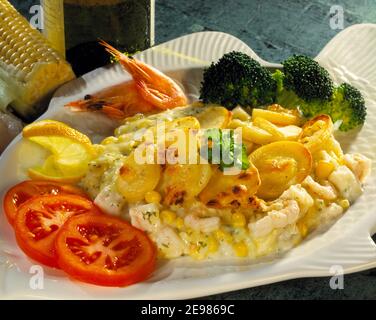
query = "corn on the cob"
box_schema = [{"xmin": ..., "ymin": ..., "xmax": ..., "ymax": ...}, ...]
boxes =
[{"xmin": 0, "ymin": 0, "xmax": 75, "ymax": 121}]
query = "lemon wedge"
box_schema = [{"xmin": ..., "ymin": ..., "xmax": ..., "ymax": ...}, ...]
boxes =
[{"xmin": 23, "ymin": 120, "xmax": 95, "ymax": 182}]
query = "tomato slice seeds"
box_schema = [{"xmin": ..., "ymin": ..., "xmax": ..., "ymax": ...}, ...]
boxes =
[
  {"xmin": 55, "ymin": 214, "xmax": 157, "ymax": 287},
  {"xmin": 4, "ymin": 180, "xmax": 157, "ymax": 287},
  {"xmin": 3, "ymin": 180, "xmax": 87, "ymax": 225},
  {"xmin": 14, "ymin": 194, "xmax": 100, "ymax": 268}
]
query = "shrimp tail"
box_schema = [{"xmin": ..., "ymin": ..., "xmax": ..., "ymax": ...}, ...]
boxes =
[
  {"xmin": 65, "ymin": 96, "xmax": 125, "ymax": 120},
  {"xmin": 101, "ymin": 106, "xmax": 126, "ymax": 119}
]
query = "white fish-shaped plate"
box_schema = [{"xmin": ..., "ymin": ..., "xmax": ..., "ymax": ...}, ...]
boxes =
[{"xmin": 0, "ymin": 25, "xmax": 376, "ymax": 299}]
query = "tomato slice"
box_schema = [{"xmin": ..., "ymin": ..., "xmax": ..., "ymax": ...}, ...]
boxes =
[
  {"xmin": 3, "ymin": 180, "xmax": 88, "ymax": 225},
  {"xmin": 55, "ymin": 214, "xmax": 157, "ymax": 287},
  {"xmin": 14, "ymin": 195, "xmax": 100, "ymax": 268}
]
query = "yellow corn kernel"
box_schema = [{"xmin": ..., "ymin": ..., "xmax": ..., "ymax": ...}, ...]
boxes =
[
  {"xmin": 157, "ymin": 249, "xmax": 166, "ymax": 259},
  {"xmin": 297, "ymin": 221, "xmax": 308, "ymax": 238},
  {"xmin": 0, "ymin": 0, "xmax": 75, "ymax": 120},
  {"xmin": 233, "ymin": 241, "xmax": 248, "ymax": 257},
  {"xmin": 145, "ymin": 190, "xmax": 162, "ymax": 204},
  {"xmin": 207, "ymin": 236, "xmax": 219, "ymax": 254},
  {"xmin": 232, "ymin": 212, "xmax": 246, "ymax": 228},
  {"xmin": 189, "ymin": 244, "xmax": 204, "ymax": 260},
  {"xmin": 160, "ymin": 210, "xmax": 177, "ymax": 224},
  {"xmin": 175, "ymin": 217, "xmax": 185, "ymax": 229},
  {"xmin": 215, "ymin": 228, "xmax": 233, "ymax": 243},
  {"xmin": 315, "ymin": 160, "xmax": 335, "ymax": 179},
  {"xmin": 118, "ymin": 133, "xmax": 135, "ymax": 143},
  {"xmin": 338, "ymin": 199, "xmax": 350, "ymax": 209},
  {"xmin": 93, "ymin": 144, "xmax": 105, "ymax": 154},
  {"xmin": 101, "ymin": 136, "xmax": 118, "ymax": 145}
]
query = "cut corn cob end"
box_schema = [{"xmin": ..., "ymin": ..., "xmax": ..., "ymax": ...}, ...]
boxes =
[
  {"xmin": 0, "ymin": 0, "xmax": 75, "ymax": 121},
  {"xmin": 6, "ymin": 61, "xmax": 75, "ymax": 120}
]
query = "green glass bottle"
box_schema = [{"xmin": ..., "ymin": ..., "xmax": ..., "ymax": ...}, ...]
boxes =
[{"xmin": 42, "ymin": 0, "xmax": 154, "ymax": 76}]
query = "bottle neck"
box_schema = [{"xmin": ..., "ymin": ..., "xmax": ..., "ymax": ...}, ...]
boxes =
[{"xmin": 41, "ymin": 0, "xmax": 66, "ymax": 57}]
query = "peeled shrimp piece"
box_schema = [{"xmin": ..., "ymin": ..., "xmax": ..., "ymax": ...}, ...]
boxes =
[
  {"xmin": 279, "ymin": 184, "xmax": 314, "ymax": 215},
  {"xmin": 319, "ymin": 203, "xmax": 344, "ymax": 225},
  {"xmin": 129, "ymin": 203, "xmax": 161, "ymax": 233},
  {"xmin": 184, "ymin": 214, "xmax": 221, "ymax": 233},
  {"xmin": 155, "ymin": 227, "xmax": 185, "ymax": 258},
  {"xmin": 249, "ymin": 185, "xmax": 313, "ymax": 238},
  {"xmin": 344, "ymin": 153, "xmax": 372, "ymax": 183},
  {"xmin": 328, "ymin": 165, "xmax": 362, "ymax": 202},
  {"xmin": 249, "ymin": 216, "xmax": 273, "ymax": 238},
  {"xmin": 302, "ymin": 175, "xmax": 337, "ymax": 201},
  {"xmin": 249, "ymin": 200, "xmax": 300, "ymax": 238}
]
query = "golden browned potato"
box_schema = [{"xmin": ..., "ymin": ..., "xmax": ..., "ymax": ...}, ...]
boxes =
[
  {"xmin": 228, "ymin": 119, "xmax": 275, "ymax": 145},
  {"xmin": 249, "ymin": 141, "xmax": 312, "ymax": 200},
  {"xmin": 253, "ymin": 117, "xmax": 285, "ymax": 139},
  {"xmin": 231, "ymin": 106, "xmax": 251, "ymax": 121},
  {"xmin": 158, "ymin": 163, "xmax": 212, "ymax": 206},
  {"xmin": 298, "ymin": 114, "xmax": 333, "ymax": 154},
  {"xmin": 252, "ymin": 108, "xmax": 300, "ymax": 126},
  {"xmin": 194, "ymin": 106, "xmax": 231, "ymax": 129},
  {"xmin": 116, "ymin": 153, "xmax": 161, "ymax": 203},
  {"xmin": 199, "ymin": 163, "xmax": 261, "ymax": 208}
]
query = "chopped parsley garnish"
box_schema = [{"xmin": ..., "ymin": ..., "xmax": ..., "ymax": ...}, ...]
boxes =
[
  {"xmin": 142, "ymin": 211, "xmax": 156, "ymax": 224},
  {"xmin": 202, "ymin": 128, "xmax": 249, "ymax": 171},
  {"xmin": 198, "ymin": 241, "xmax": 207, "ymax": 249}
]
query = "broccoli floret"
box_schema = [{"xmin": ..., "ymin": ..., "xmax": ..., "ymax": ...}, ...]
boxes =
[
  {"xmin": 200, "ymin": 51, "xmax": 276, "ymax": 109},
  {"xmin": 282, "ymin": 55, "xmax": 334, "ymax": 101},
  {"xmin": 200, "ymin": 53, "xmax": 366, "ymax": 131},
  {"xmin": 275, "ymin": 62, "xmax": 366, "ymax": 130},
  {"xmin": 274, "ymin": 55, "xmax": 334, "ymax": 118},
  {"xmin": 328, "ymin": 83, "xmax": 366, "ymax": 131},
  {"xmin": 273, "ymin": 69, "xmax": 303, "ymax": 109}
]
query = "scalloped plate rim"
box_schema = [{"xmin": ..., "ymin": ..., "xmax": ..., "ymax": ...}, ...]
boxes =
[{"xmin": 0, "ymin": 25, "xmax": 376, "ymax": 299}]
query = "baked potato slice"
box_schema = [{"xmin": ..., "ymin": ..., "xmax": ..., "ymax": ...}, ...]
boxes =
[
  {"xmin": 249, "ymin": 141, "xmax": 312, "ymax": 200},
  {"xmin": 199, "ymin": 163, "xmax": 261, "ymax": 208},
  {"xmin": 158, "ymin": 163, "xmax": 212, "ymax": 206},
  {"xmin": 298, "ymin": 114, "xmax": 333, "ymax": 154},
  {"xmin": 195, "ymin": 106, "xmax": 231, "ymax": 129},
  {"xmin": 252, "ymin": 108, "xmax": 300, "ymax": 126},
  {"xmin": 116, "ymin": 153, "xmax": 161, "ymax": 203}
]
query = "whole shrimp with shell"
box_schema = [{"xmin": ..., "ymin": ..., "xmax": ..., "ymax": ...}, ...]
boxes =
[{"xmin": 66, "ymin": 41, "xmax": 188, "ymax": 120}]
